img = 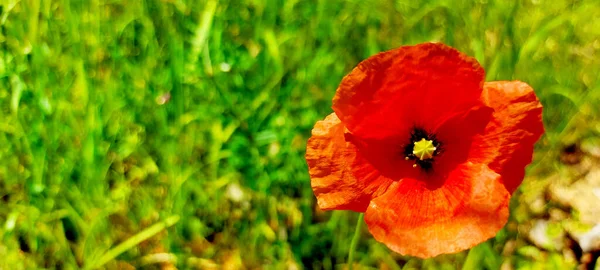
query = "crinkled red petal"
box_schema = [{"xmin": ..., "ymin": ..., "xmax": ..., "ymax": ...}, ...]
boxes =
[
  {"xmin": 422, "ymin": 105, "xmax": 494, "ymax": 187},
  {"xmin": 332, "ymin": 43, "xmax": 485, "ymax": 140},
  {"xmin": 364, "ymin": 162, "xmax": 510, "ymax": 258},
  {"xmin": 306, "ymin": 113, "xmax": 394, "ymax": 212},
  {"xmin": 470, "ymin": 81, "xmax": 544, "ymax": 193}
]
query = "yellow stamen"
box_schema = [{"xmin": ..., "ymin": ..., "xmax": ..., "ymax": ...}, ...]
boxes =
[{"xmin": 412, "ymin": 138, "xmax": 436, "ymax": 160}]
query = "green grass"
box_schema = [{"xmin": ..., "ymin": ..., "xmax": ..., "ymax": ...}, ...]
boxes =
[{"xmin": 1, "ymin": 0, "xmax": 599, "ymax": 269}]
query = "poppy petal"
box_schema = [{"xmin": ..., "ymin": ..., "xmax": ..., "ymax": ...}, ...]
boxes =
[
  {"xmin": 425, "ymin": 105, "xmax": 493, "ymax": 187},
  {"xmin": 364, "ymin": 162, "xmax": 510, "ymax": 258},
  {"xmin": 306, "ymin": 113, "xmax": 394, "ymax": 212},
  {"xmin": 471, "ymin": 81, "xmax": 544, "ymax": 193},
  {"xmin": 332, "ymin": 43, "xmax": 485, "ymax": 140}
]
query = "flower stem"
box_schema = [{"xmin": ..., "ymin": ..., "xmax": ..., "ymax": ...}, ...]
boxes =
[{"xmin": 347, "ymin": 213, "xmax": 364, "ymax": 270}]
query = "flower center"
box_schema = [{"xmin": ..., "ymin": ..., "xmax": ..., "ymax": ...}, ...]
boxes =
[
  {"xmin": 403, "ymin": 128, "xmax": 442, "ymax": 170},
  {"xmin": 413, "ymin": 138, "xmax": 436, "ymax": 160}
]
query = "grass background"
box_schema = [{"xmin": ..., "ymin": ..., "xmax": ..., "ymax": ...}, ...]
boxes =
[{"xmin": 1, "ymin": 0, "xmax": 600, "ymax": 269}]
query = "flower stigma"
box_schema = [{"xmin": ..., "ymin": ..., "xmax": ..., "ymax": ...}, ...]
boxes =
[
  {"xmin": 403, "ymin": 128, "xmax": 441, "ymax": 170},
  {"xmin": 412, "ymin": 138, "xmax": 436, "ymax": 160}
]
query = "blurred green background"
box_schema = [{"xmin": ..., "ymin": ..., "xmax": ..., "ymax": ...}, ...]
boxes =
[{"xmin": 1, "ymin": 0, "xmax": 600, "ymax": 269}]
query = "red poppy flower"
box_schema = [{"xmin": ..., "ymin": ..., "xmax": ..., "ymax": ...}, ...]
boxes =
[{"xmin": 306, "ymin": 43, "xmax": 544, "ymax": 258}]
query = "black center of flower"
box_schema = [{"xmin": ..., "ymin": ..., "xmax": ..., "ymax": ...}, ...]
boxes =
[{"xmin": 403, "ymin": 128, "xmax": 442, "ymax": 170}]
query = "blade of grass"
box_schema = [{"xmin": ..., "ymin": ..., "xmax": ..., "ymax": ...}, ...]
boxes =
[
  {"xmin": 462, "ymin": 244, "xmax": 483, "ymax": 270},
  {"xmin": 463, "ymin": 242, "xmax": 500, "ymax": 270},
  {"xmin": 190, "ymin": 0, "xmax": 217, "ymax": 61},
  {"xmin": 87, "ymin": 215, "xmax": 180, "ymax": 269}
]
